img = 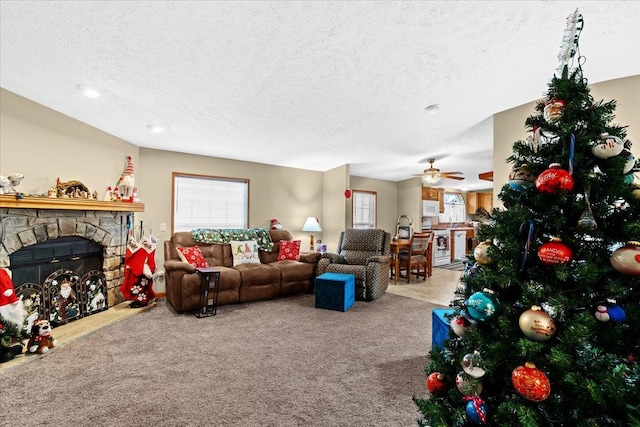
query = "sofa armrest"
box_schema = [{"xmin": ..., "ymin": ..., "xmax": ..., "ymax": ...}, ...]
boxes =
[
  {"xmin": 320, "ymin": 253, "xmax": 346, "ymax": 264},
  {"xmin": 366, "ymin": 255, "xmax": 390, "ymax": 265},
  {"xmin": 299, "ymin": 252, "xmax": 321, "ymax": 264},
  {"xmin": 164, "ymin": 259, "xmax": 197, "ymax": 274}
]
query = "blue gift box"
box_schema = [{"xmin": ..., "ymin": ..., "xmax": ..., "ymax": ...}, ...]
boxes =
[
  {"xmin": 432, "ymin": 308, "xmax": 455, "ymax": 350},
  {"xmin": 315, "ymin": 273, "xmax": 355, "ymax": 312}
]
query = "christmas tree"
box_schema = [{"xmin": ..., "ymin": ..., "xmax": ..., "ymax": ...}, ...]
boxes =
[{"xmin": 415, "ymin": 10, "xmax": 640, "ymax": 426}]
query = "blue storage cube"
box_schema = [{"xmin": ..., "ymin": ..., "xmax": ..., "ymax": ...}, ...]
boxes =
[
  {"xmin": 432, "ymin": 308, "xmax": 455, "ymax": 350},
  {"xmin": 315, "ymin": 273, "xmax": 355, "ymax": 312}
]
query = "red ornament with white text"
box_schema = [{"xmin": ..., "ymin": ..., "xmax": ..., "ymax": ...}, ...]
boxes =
[
  {"xmin": 538, "ymin": 237, "xmax": 573, "ymax": 266},
  {"xmin": 535, "ymin": 163, "xmax": 574, "ymax": 193}
]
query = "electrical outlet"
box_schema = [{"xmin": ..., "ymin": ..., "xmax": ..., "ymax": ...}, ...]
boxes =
[{"xmin": 160, "ymin": 223, "xmax": 167, "ymax": 232}]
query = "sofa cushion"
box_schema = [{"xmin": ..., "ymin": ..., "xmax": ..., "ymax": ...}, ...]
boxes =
[
  {"xmin": 177, "ymin": 245, "xmax": 209, "ymax": 268},
  {"xmin": 230, "ymin": 240, "xmax": 261, "ymax": 265},
  {"xmin": 278, "ymin": 240, "xmax": 301, "ymax": 261}
]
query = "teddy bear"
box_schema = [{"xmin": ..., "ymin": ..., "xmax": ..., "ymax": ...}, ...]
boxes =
[{"xmin": 27, "ymin": 319, "xmax": 57, "ymax": 354}]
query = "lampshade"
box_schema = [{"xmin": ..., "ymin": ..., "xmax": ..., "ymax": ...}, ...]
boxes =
[
  {"xmin": 302, "ymin": 217, "xmax": 322, "ymax": 232},
  {"xmin": 422, "ymin": 173, "xmax": 441, "ymax": 184}
]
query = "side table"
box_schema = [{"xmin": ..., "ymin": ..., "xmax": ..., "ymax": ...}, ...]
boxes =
[{"xmin": 194, "ymin": 267, "xmax": 220, "ymax": 318}]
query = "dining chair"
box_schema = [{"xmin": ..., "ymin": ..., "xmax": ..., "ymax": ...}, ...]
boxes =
[{"xmin": 398, "ymin": 231, "xmax": 432, "ymax": 283}]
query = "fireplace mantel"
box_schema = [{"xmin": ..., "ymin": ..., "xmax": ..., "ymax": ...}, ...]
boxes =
[{"xmin": 0, "ymin": 195, "xmax": 144, "ymax": 212}]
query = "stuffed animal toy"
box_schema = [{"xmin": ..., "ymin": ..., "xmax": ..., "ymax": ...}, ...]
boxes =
[
  {"xmin": 0, "ymin": 175, "xmax": 11, "ymax": 194},
  {"xmin": 7, "ymin": 173, "xmax": 24, "ymax": 193},
  {"xmin": 27, "ymin": 319, "xmax": 57, "ymax": 354}
]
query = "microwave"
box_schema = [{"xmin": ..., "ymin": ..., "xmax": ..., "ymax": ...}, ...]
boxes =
[{"xmin": 423, "ymin": 201, "xmax": 439, "ymax": 217}]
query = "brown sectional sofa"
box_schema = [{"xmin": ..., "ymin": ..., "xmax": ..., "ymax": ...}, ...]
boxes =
[{"xmin": 163, "ymin": 229, "xmax": 321, "ymax": 313}]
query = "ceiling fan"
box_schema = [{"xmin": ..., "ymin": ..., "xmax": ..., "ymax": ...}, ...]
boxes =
[{"xmin": 412, "ymin": 158, "xmax": 465, "ymax": 184}]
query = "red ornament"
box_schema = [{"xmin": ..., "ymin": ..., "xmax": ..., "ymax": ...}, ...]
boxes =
[
  {"xmin": 610, "ymin": 241, "xmax": 640, "ymax": 276},
  {"xmin": 535, "ymin": 163, "xmax": 574, "ymax": 193},
  {"xmin": 511, "ymin": 362, "xmax": 551, "ymax": 402},
  {"xmin": 426, "ymin": 372, "xmax": 447, "ymax": 394},
  {"xmin": 344, "ymin": 189, "xmax": 351, "ymax": 198},
  {"xmin": 538, "ymin": 238, "xmax": 573, "ymax": 266}
]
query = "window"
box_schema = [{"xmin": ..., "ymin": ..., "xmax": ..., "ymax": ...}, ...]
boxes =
[
  {"xmin": 172, "ymin": 173, "xmax": 248, "ymax": 232},
  {"xmin": 439, "ymin": 191, "xmax": 466, "ymax": 223},
  {"xmin": 352, "ymin": 190, "xmax": 377, "ymax": 229}
]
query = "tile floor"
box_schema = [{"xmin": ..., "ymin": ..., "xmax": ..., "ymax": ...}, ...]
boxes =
[{"xmin": 386, "ymin": 266, "xmax": 462, "ymax": 307}]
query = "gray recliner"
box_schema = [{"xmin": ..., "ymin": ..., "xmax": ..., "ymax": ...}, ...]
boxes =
[{"xmin": 316, "ymin": 228, "xmax": 391, "ymax": 301}]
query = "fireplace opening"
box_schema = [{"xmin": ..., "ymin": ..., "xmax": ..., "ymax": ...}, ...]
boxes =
[{"xmin": 10, "ymin": 237, "xmax": 108, "ymax": 327}]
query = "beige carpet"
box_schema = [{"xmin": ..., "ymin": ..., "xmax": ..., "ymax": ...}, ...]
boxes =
[{"xmin": 2, "ymin": 292, "xmax": 444, "ymax": 426}]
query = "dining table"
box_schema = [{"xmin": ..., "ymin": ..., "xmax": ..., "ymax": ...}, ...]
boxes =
[{"xmin": 389, "ymin": 238, "xmax": 411, "ymax": 284}]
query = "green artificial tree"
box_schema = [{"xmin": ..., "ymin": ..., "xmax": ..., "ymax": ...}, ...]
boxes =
[{"xmin": 415, "ymin": 10, "xmax": 640, "ymax": 427}]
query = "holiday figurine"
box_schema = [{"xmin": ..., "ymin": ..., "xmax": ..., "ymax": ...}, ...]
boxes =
[
  {"xmin": 27, "ymin": 319, "xmax": 56, "ymax": 354},
  {"xmin": 270, "ymin": 219, "xmax": 283, "ymax": 230},
  {"xmin": 117, "ymin": 156, "xmax": 136, "ymax": 202}
]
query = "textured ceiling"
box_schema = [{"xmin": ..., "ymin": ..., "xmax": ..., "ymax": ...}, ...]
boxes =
[{"xmin": 1, "ymin": 1, "xmax": 639, "ymax": 190}]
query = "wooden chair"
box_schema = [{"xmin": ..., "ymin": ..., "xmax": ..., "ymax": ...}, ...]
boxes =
[{"xmin": 398, "ymin": 231, "xmax": 432, "ymax": 283}]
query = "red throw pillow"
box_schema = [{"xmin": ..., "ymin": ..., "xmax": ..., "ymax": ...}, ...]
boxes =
[
  {"xmin": 177, "ymin": 245, "xmax": 209, "ymax": 268},
  {"xmin": 278, "ymin": 240, "xmax": 301, "ymax": 261}
]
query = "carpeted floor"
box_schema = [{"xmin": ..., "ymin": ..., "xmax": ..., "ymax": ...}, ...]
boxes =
[{"xmin": 2, "ymin": 293, "xmax": 442, "ymax": 426}]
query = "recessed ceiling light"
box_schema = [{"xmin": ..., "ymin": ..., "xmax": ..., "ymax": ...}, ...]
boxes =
[
  {"xmin": 146, "ymin": 124, "xmax": 164, "ymax": 133},
  {"xmin": 425, "ymin": 104, "xmax": 440, "ymax": 113},
  {"xmin": 76, "ymin": 84, "xmax": 100, "ymax": 98}
]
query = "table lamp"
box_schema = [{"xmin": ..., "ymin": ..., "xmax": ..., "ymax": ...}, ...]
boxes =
[{"xmin": 302, "ymin": 216, "xmax": 322, "ymax": 251}]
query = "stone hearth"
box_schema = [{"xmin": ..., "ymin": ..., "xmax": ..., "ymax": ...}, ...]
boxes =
[{"xmin": 0, "ymin": 195, "xmax": 144, "ymax": 307}]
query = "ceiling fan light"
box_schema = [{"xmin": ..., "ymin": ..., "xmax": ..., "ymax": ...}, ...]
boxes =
[{"xmin": 422, "ymin": 173, "xmax": 441, "ymax": 184}]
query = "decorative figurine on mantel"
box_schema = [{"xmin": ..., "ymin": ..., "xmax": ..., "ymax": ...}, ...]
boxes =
[{"xmin": 117, "ymin": 156, "xmax": 136, "ymax": 202}]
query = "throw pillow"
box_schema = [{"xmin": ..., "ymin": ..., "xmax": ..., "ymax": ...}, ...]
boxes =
[
  {"xmin": 230, "ymin": 240, "xmax": 261, "ymax": 265},
  {"xmin": 278, "ymin": 240, "xmax": 301, "ymax": 261},
  {"xmin": 177, "ymin": 245, "xmax": 208, "ymax": 268},
  {"xmin": 176, "ymin": 246, "xmax": 188, "ymax": 263}
]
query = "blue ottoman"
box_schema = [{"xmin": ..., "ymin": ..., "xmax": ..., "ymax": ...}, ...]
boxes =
[
  {"xmin": 315, "ymin": 273, "xmax": 355, "ymax": 312},
  {"xmin": 432, "ymin": 308, "xmax": 455, "ymax": 350}
]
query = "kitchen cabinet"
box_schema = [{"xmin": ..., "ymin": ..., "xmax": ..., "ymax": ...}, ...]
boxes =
[
  {"xmin": 422, "ymin": 186, "xmax": 440, "ymax": 201},
  {"xmin": 422, "ymin": 187, "xmax": 445, "ymax": 213},
  {"xmin": 466, "ymin": 192, "xmax": 493, "ymax": 214}
]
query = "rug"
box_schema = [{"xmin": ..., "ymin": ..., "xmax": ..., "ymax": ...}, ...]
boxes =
[
  {"xmin": 2, "ymin": 293, "xmax": 442, "ymax": 427},
  {"xmin": 436, "ymin": 261, "xmax": 466, "ymax": 271}
]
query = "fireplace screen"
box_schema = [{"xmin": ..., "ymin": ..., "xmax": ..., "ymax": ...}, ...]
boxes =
[{"xmin": 10, "ymin": 237, "xmax": 108, "ymax": 327}]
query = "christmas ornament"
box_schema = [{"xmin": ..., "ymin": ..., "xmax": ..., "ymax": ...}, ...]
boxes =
[
  {"xmin": 538, "ymin": 237, "xmax": 573, "ymax": 266},
  {"xmin": 451, "ymin": 315, "xmax": 477, "ymax": 338},
  {"xmin": 456, "ymin": 371, "xmax": 483, "ymax": 396},
  {"xmin": 543, "ymin": 98, "xmax": 565, "ymax": 122},
  {"xmin": 473, "ymin": 240, "xmax": 495, "ymax": 266},
  {"xmin": 622, "ymin": 149, "xmax": 636, "ymax": 174},
  {"xmin": 464, "ymin": 396, "xmax": 489, "ymax": 425},
  {"xmin": 466, "ymin": 289, "xmax": 499, "ymax": 322},
  {"xmin": 610, "ymin": 241, "xmax": 640, "ymax": 276},
  {"xmin": 535, "ymin": 163, "xmax": 574, "ymax": 193},
  {"xmin": 508, "ymin": 164, "xmax": 535, "ymax": 191},
  {"xmin": 462, "ymin": 351, "xmax": 486, "ymax": 378},
  {"xmin": 344, "ymin": 188, "xmax": 351, "ymax": 198},
  {"xmin": 591, "ymin": 132, "xmax": 624, "ymax": 159},
  {"xmin": 426, "ymin": 372, "xmax": 447, "ymax": 394},
  {"xmin": 511, "ymin": 362, "xmax": 551, "ymax": 402},
  {"xmin": 594, "ymin": 299, "xmax": 627, "ymax": 323},
  {"xmin": 519, "ymin": 306, "xmax": 556, "ymax": 341}
]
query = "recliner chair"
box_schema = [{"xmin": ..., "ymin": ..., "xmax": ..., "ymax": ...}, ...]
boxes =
[{"xmin": 316, "ymin": 228, "xmax": 391, "ymax": 301}]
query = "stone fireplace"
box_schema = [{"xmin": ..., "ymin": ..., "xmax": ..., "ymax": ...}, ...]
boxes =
[{"xmin": 0, "ymin": 195, "xmax": 144, "ymax": 325}]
